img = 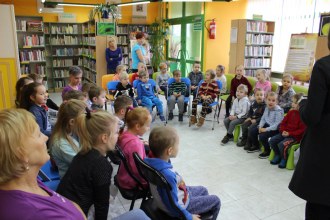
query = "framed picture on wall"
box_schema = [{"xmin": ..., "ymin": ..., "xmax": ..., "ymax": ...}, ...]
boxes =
[
  {"xmin": 96, "ymin": 22, "xmax": 116, "ymax": 36},
  {"xmin": 319, "ymin": 13, "xmax": 330, "ymax": 36}
]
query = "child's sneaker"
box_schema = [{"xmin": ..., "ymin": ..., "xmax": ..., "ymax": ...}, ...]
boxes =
[
  {"xmin": 258, "ymin": 150, "xmax": 270, "ymax": 159},
  {"xmin": 270, "ymin": 155, "xmax": 281, "ymax": 165},
  {"xmin": 247, "ymin": 145, "xmax": 260, "ymax": 153},
  {"xmin": 243, "ymin": 139, "xmax": 251, "ymax": 150},
  {"xmin": 178, "ymin": 114, "xmax": 183, "ymax": 122},
  {"xmin": 237, "ymin": 138, "xmax": 247, "ymax": 147},
  {"xmin": 278, "ymin": 159, "xmax": 287, "ymax": 169},
  {"xmin": 190, "ymin": 115, "xmax": 197, "ymax": 125},
  {"xmin": 159, "ymin": 115, "xmax": 165, "ymax": 122},
  {"xmin": 168, "ymin": 112, "xmax": 174, "ymax": 120},
  {"xmin": 196, "ymin": 117, "xmax": 205, "ymax": 127},
  {"xmin": 221, "ymin": 134, "xmax": 233, "ymax": 145}
]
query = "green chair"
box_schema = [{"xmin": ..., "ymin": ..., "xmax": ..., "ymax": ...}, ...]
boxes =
[
  {"xmin": 292, "ymin": 84, "xmax": 308, "ymax": 95},
  {"xmin": 233, "ymin": 124, "xmax": 241, "ymax": 143},
  {"xmin": 268, "ymin": 143, "xmax": 300, "ymax": 170}
]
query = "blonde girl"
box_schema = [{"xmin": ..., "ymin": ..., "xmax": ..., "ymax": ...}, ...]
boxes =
[
  {"xmin": 50, "ymin": 99, "xmax": 87, "ymax": 178},
  {"xmin": 254, "ymin": 69, "xmax": 271, "ymax": 94},
  {"xmin": 276, "ymin": 74, "xmax": 295, "ymax": 113},
  {"xmin": 116, "ymin": 107, "xmax": 151, "ymax": 190},
  {"xmin": 113, "ymin": 64, "xmax": 127, "ymax": 81},
  {"xmin": 215, "ymin": 64, "xmax": 227, "ymax": 94}
]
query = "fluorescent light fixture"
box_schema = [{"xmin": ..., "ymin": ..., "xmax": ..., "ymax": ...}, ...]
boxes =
[
  {"xmin": 41, "ymin": 0, "xmax": 45, "ymax": 2},
  {"xmin": 118, "ymin": 1, "xmax": 150, "ymax": 7},
  {"xmin": 57, "ymin": 3, "xmax": 96, "ymax": 7},
  {"xmin": 164, "ymin": 0, "xmax": 212, "ymax": 1}
]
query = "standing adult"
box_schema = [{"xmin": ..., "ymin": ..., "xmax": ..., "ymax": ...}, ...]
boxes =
[
  {"xmin": 131, "ymin": 32, "xmax": 147, "ymax": 73},
  {"xmin": 289, "ymin": 31, "xmax": 330, "ymax": 219},
  {"xmin": 106, "ymin": 36, "xmax": 122, "ymax": 74}
]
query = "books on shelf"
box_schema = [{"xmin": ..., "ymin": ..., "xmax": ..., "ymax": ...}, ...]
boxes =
[
  {"xmin": 82, "ymin": 48, "xmax": 96, "ymax": 58},
  {"xmin": 117, "ymin": 35, "xmax": 127, "ymax": 44},
  {"xmin": 20, "ymin": 64, "xmax": 45, "ymax": 75},
  {"xmin": 50, "ymin": 36, "xmax": 80, "ymax": 45},
  {"xmin": 245, "ymin": 46, "xmax": 272, "ymax": 57},
  {"xmin": 246, "ymin": 34, "xmax": 273, "ymax": 45},
  {"xmin": 244, "ymin": 58, "xmax": 271, "ymax": 68},
  {"xmin": 19, "ymin": 50, "xmax": 45, "ymax": 62},
  {"xmin": 51, "ymin": 25, "xmax": 79, "ymax": 34},
  {"xmin": 54, "ymin": 69, "xmax": 69, "ymax": 78},
  {"xmin": 55, "ymin": 80, "xmax": 67, "ymax": 88},
  {"xmin": 27, "ymin": 20, "xmax": 43, "ymax": 32},
  {"xmin": 23, "ymin": 35, "xmax": 44, "ymax": 47},
  {"xmin": 247, "ymin": 21, "xmax": 268, "ymax": 32},
  {"xmin": 54, "ymin": 48, "xmax": 82, "ymax": 56},
  {"xmin": 53, "ymin": 58, "xmax": 82, "ymax": 67},
  {"xmin": 82, "ymin": 37, "xmax": 95, "ymax": 45},
  {"xmin": 117, "ymin": 25, "xmax": 128, "ymax": 34},
  {"xmin": 83, "ymin": 58, "xmax": 96, "ymax": 71},
  {"xmin": 16, "ymin": 20, "xmax": 27, "ymax": 31}
]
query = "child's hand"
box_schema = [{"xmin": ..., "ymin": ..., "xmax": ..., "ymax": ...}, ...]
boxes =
[
  {"xmin": 245, "ymin": 118, "xmax": 251, "ymax": 122},
  {"xmin": 192, "ymin": 215, "xmax": 201, "ymax": 220},
  {"xmin": 142, "ymin": 140, "xmax": 149, "ymax": 145},
  {"xmin": 229, "ymin": 115, "xmax": 237, "ymax": 120},
  {"xmin": 259, "ymin": 127, "xmax": 267, "ymax": 133},
  {"xmin": 251, "ymin": 119, "xmax": 257, "ymax": 124},
  {"xmin": 282, "ymin": 131, "xmax": 289, "ymax": 137}
]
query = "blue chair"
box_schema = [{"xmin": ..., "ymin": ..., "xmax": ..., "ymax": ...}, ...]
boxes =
[
  {"xmin": 38, "ymin": 160, "xmax": 60, "ymax": 191},
  {"xmin": 191, "ymin": 80, "xmax": 222, "ymax": 130},
  {"xmin": 134, "ymin": 79, "xmax": 160, "ymax": 112},
  {"xmin": 106, "ymin": 81, "xmax": 120, "ymax": 112},
  {"xmin": 165, "ymin": 77, "xmax": 191, "ymax": 123}
]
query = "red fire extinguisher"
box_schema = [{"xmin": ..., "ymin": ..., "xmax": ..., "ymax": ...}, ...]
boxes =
[{"xmin": 209, "ymin": 19, "xmax": 216, "ymax": 39}]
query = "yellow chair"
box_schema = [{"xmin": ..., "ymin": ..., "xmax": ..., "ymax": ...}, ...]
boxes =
[{"xmin": 101, "ymin": 74, "xmax": 115, "ymax": 110}]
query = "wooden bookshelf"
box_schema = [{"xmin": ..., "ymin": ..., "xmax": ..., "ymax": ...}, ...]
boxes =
[{"xmin": 229, "ymin": 19, "xmax": 275, "ymax": 77}]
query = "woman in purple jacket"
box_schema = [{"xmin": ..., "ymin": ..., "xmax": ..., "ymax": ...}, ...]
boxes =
[{"xmin": 106, "ymin": 36, "xmax": 122, "ymax": 74}]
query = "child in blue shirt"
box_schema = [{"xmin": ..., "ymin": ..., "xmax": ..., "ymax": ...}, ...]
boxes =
[
  {"xmin": 137, "ymin": 71, "xmax": 165, "ymax": 121},
  {"xmin": 145, "ymin": 126, "xmax": 220, "ymax": 220}
]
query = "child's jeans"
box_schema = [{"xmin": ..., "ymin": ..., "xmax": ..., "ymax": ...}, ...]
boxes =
[
  {"xmin": 167, "ymin": 95, "xmax": 184, "ymax": 114},
  {"xmin": 241, "ymin": 120, "xmax": 252, "ymax": 140},
  {"xmin": 248, "ymin": 123, "xmax": 260, "ymax": 147},
  {"xmin": 258, "ymin": 124, "xmax": 279, "ymax": 152},
  {"xmin": 186, "ymin": 186, "xmax": 221, "ymax": 220},
  {"xmin": 225, "ymin": 95, "xmax": 233, "ymax": 117},
  {"xmin": 160, "ymin": 85, "xmax": 168, "ymax": 99},
  {"xmin": 223, "ymin": 117, "xmax": 245, "ymax": 135},
  {"xmin": 269, "ymin": 133, "xmax": 295, "ymax": 157},
  {"xmin": 141, "ymin": 96, "xmax": 163, "ymax": 115},
  {"xmin": 192, "ymin": 96, "xmax": 214, "ymax": 118}
]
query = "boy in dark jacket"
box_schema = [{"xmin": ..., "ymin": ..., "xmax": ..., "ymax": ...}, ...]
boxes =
[
  {"xmin": 188, "ymin": 61, "xmax": 204, "ymax": 98},
  {"xmin": 114, "ymin": 72, "xmax": 138, "ymax": 107},
  {"xmin": 237, "ymin": 88, "xmax": 266, "ymax": 148}
]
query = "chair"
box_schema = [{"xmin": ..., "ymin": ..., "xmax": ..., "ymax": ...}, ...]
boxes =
[
  {"xmin": 114, "ymin": 145, "xmax": 148, "ymax": 210},
  {"xmin": 268, "ymin": 143, "xmax": 300, "ymax": 170},
  {"xmin": 165, "ymin": 77, "xmax": 191, "ymax": 123},
  {"xmin": 106, "ymin": 81, "xmax": 119, "ymax": 112},
  {"xmin": 133, "ymin": 153, "xmax": 214, "ymax": 220},
  {"xmin": 38, "ymin": 160, "xmax": 60, "ymax": 191},
  {"xmin": 102, "ymin": 74, "xmax": 114, "ymax": 110},
  {"xmin": 190, "ymin": 80, "xmax": 223, "ymax": 130}
]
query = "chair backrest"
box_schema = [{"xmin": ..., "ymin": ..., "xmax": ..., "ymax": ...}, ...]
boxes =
[
  {"xmin": 133, "ymin": 153, "xmax": 186, "ymax": 219},
  {"xmin": 107, "ymin": 81, "xmax": 119, "ymax": 91},
  {"xmin": 115, "ymin": 145, "xmax": 145, "ymax": 189},
  {"xmin": 102, "ymin": 74, "xmax": 114, "ymax": 90}
]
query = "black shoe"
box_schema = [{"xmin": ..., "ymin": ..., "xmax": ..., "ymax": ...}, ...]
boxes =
[
  {"xmin": 221, "ymin": 135, "xmax": 230, "ymax": 145},
  {"xmin": 247, "ymin": 145, "xmax": 260, "ymax": 153},
  {"xmin": 237, "ymin": 139, "xmax": 247, "ymax": 147},
  {"xmin": 207, "ymin": 107, "xmax": 212, "ymax": 114},
  {"xmin": 244, "ymin": 139, "xmax": 252, "ymax": 150},
  {"xmin": 168, "ymin": 112, "xmax": 174, "ymax": 120},
  {"xmin": 183, "ymin": 103, "xmax": 188, "ymax": 113},
  {"xmin": 258, "ymin": 150, "xmax": 270, "ymax": 159},
  {"xmin": 178, "ymin": 114, "xmax": 183, "ymax": 122}
]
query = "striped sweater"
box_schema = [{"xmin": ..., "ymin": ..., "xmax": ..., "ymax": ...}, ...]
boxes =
[
  {"xmin": 169, "ymin": 81, "xmax": 186, "ymax": 95},
  {"xmin": 259, "ymin": 105, "xmax": 284, "ymax": 131},
  {"xmin": 198, "ymin": 80, "xmax": 220, "ymax": 99}
]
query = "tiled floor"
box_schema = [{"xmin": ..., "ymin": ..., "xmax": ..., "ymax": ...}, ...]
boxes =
[{"xmin": 50, "ymin": 93, "xmax": 305, "ymax": 220}]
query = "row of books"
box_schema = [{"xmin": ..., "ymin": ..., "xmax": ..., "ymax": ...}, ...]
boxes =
[
  {"xmin": 17, "ymin": 20, "xmax": 43, "ymax": 32},
  {"xmin": 246, "ymin": 21, "xmax": 268, "ymax": 32},
  {"xmin": 246, "ymin": 34, "xmax": 273, "ymax": 45},
  {"xmin": 82, "ymin": 24, "xmax": 95, "ymax": 34},
  {"xmin": 82, "ymin": 48, "xmax": 96, "ymax": 58},
  {"xmin": 54, "ymin": 70, "xmax": 69, "ymax": 78},
  {"xmin": 117, "ymin": 36, "xmax": 128, "ymax": 45},
  {"xmin": 84, "ymin": 71, "xmax": 97, "ymax": 83},
  {"xmin": 20, "ymin": 64, "xmax": 45, "ymax": 75},
  {"xmin": 54, "ymin": 80, "xmax": 67, "ymax": 88},
  {"xmin": 245, "ymin": 69, "xmax": 270, "ymax": 77},
  {"xmin": 121, "ymin": 57, "xmax": 130, "ymax": 65},
  {"xmin": 50, "ymin": 36, "xmax": 80, "ymax": 45},
  {"xmin": 83, "ymin": 58, "xmax": 96, "ymax": 71},
  {"xmin": 244, "ymin": 58, "xmax": 271, "ymax": 68},
  {"xmin": 46, "ymin": 25, "xmax": 79, "ymax": 34},
  {"xmin": 53, "ymin": 58, "xmax": 82, "ymax": 67},
  {"xmin": 19, "ymin": 50, "xmax": 45, "ymax": 62},
  {"xmin": 245, "ymin": 46, "xmax": 273, "ymax": 57},
  {"xmin": 54, "ymin": 48, "xmax": 83, "ymax": 56},
  {"xmin": 22, "ymin": 35, "xmax": 44, "ymax": 47},
  {"xmin": 122, "ymin": 46, "xmax": 129, "ymax": 54},
  {"xmin": 82, "ymin": 37, "xmax": 96, "ymax": 45}
]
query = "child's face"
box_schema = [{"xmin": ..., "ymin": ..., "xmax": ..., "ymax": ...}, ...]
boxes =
[
  {"xmin": 193, "ymin": 64, "xmax": 201, "ymax": 73},
  {"xmin": 137, "ymin": 115, "xmax": 152, "ymax": 136},
  {"xmin": 255, "ymin": 90, "xmax": 265, "ymax": 103},
  {"xmin": 138, "ymin": 64, "xmax": 146, "ymax": 73},
  {"xmin": 174, "ymin": 74, "xmax": 181, "ymax": 82},
  {"xmin": 235, "ymin": 67, "xmax": 244, "ymax": 78},
  {"xmin": 236, "ymin": 89, "xmax": 246, "ymax": 99},
  {"xmin": 291, "ymin": 97, "xmax": 299, "ymax": 110},
  {"xmin": 205, "ymin": 73, "xmax": 211, "ymax": 81},
  {"xmin": 70, "ymin": 73, "xmax": 82, "ymax": 86},
  {"xmin": 216, "ymin": 67, "xmax": 224, "ymax": 77},
  {"xmin": 107, "ymin": 123, "xmax": 119, "ymax": 151},
  {"xmin": 256, "ymin": 72, "xmax": 265, "ymax": 81},
  {"xmin": 160, "ymin": 65, "xmax": 167, "ymax": 74},
  {"xmin": 282, "ymin": 77, "xmax": 292, "ymax": 90},
  {"xmin": 266, "ymin": 95, "xmax": 277, "ymax": 109},
  {"xmin": 31, "ymin": 85, "xmax": 47, "ymax": 105},
  {"xmin": 121, "ymin": 77, "xmax": 129, "ymax": 86},
  {"xmin": 140, "ymin": 75, "xmax": 149, "ymax": 83},
  {"xmin": 94, "ymin": 91, "xmax": 106, "ymax": 107}
]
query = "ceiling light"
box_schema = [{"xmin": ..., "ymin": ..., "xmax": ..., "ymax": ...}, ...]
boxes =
[
  {"xmin": 118, "ymin": 1, "xmax": 150, "ymax": 7},
  {"xmin": 57, "ymin": 3, "xmax": 96, "ymax": 7}
]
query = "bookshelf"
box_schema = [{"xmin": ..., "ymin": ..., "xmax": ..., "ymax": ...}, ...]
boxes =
[
  {"xmin": 82, "ymin": 21, "xmax": 97, "ymax": 84},
  {"xmin": 116, "ymin": 24, "xmax": 150, "ymax": 68},
  {"xmin": 229, "ymin": 19, "xmax": 275, "ymax": 77},
  {"xmin": 15, "ymin": 16, "xmax": 46, "ymax": 76}
]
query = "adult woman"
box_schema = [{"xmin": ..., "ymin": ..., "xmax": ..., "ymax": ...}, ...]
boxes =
[
  {"xmin": 131, "ymin": 32, "xmax": 147, "ymax": 72},
  {"xmin": 289, "ymin": 30, "xmax": 330, "ymax": 219},
  {"xmin": 0, "ymin": 108, "xmax": 85, "ymax": 219},
  {"xmin": 106, "ymin": 36, "xmax": 122, "ymax": 74}
]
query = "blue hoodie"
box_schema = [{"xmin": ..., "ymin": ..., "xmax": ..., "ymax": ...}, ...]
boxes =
[
  {"xmin": 259, "ymin": 105, "xmax": 284, "ymax": 131},
  {"xmin": 136, "ymin": 79, "xmax": 157, "ymax": 101},
  {"xmin": 144, "ymin": 158, "xmax": 192, "ymax": 220}
]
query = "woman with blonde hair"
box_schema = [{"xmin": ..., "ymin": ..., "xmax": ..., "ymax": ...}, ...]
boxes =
[
  {"xmin": 106, "ymin": 36, "xmax": 122, "ymax": 74},
  {"xmin": 0, "ymin": 108, "xmax": 85, "ymax": 219}
]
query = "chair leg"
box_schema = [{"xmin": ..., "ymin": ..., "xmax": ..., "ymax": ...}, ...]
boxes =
[
  {"xmin": 286, "ymin": 144, "xmax": 299, "ymax": 170},
  {"xmin": 268, "ymin": 149, "xmax": 275, "ymax": 161},
  {"xmin": 129, "ymin": 199, "xmax": 135, "ymax": 211},
  {"xmin": 212, "ymin": 104, "xmax": 219, "ymax": 130},
  {"xmin": 233, "ymin": 125, "xmax": 241, "ymax": 143}
]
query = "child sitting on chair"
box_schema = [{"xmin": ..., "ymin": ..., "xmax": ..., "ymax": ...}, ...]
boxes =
[
  {"xmin": 215, "ymin": 64, "xmax": 227, "ymax": 94},
  {"xmin": 276, "ymin": 74, "xmax": 295, "ymax": 113},
  {"xmin": 225, "ymin": 65, "xmax": 252, "ymax": 117},
  {"xmin": 130, "ymin": 62, "xmax": 147, "ymax": 84},
  {"xmin": 168, "ymin": 70, "xmax": 186, "ymax": 122},
  {"xmin": 89, "ymin": 86, "xmax": 106, "ymax": 111},
  {"xmin": 156, "ymin": 62, "xmax": 171, "ymax": 99},
  {"xmin": 113, "ymin": 95, "xmax": 133, "ymax": 130},
  {"xmin": 115, "ymin": 72, "xmax": 138, "ymax": 107},
  {"xmin": 137, "ymin": 71, "xmax": 165, "ymax": 121},
  {"xmin": 269, "ymin": 93, "xmax": 306, "ymax": 168},
  {"xmin": 112, "ymin": 64, "xmax": 127, "ymax": 81},
  {"xmin": 188, "ymin": 61, "xmax": 204, "ymax": 98},
  {"xmin": 190, "ymin": 69, "xmax": 220, "ymax": 128},
  {"xmin": 145, "ymin": 126, "xmax": 221, "ymax": 220},
  {"xmin": 221, "ymin": 84, "xmax": 250, "ymax": 145}
]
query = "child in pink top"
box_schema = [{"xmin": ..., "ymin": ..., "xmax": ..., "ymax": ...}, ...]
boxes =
[
  {"xmin": 254, "ymin": 69, "xmax": 271, "ymax": 94},
  {"xmin": 117, "ymin": 107, "xmax": 151, "ymax": 190}
]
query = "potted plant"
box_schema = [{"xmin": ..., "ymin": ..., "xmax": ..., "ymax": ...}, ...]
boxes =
[{"xmin": 89, "ymin": 3, "xmax": 121, "ymax": 22}]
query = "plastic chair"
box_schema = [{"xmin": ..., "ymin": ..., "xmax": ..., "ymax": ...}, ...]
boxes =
[
  {"xmin": 133, "ymin": 153, "xmax": 214, "ymax": 220},
  {"xmin": 165, "ymin": 77, "xmax": 191, "ymax": 123},
  {"xmin": 106, "ymin": 81, "xmax": 119, "ymax": 112},
  {"xmin": 269, "ymin": 143, "xmax": 300, "ymax": 170},
  {"xmin": 190, "ymin": 80, "xmax": 223, "ymax": 130},
  {"xmin": 38, "ymin": 160, "xmax": 60, "ymax": 191},
  {"xmin": 102, "ymin": 74, "xmax": 114, "ymax": 110},
  {"xmin": 114, "ymin": 145, "xmax": 149, "ymax": 210},
  {"xmin": 233, "ymin": 124, "xmax": 241, "ymax": 143}
]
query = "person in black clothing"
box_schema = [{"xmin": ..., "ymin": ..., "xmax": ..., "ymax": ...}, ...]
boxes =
[
  {"xmin": 114, "ymin": 72, "xmax": 138, "ymax": 107},
  {"xmin": 289, "ymin": 30, "xmax": 330, "ymax": 219}
]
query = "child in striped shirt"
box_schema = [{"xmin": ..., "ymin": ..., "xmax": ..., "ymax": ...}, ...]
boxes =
[{"xmin": 168, "ymin": 70, "xmax": 187, "ymax": 122}]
